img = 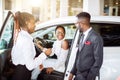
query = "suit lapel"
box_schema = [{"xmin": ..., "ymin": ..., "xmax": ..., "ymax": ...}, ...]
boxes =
[
  {"xmin": 79, "ymin": 29, "xmax": 94, "ymax": 52},
  {"xmin": 84, "ymin": 29, "xmax": 94, "ymax": 43}
]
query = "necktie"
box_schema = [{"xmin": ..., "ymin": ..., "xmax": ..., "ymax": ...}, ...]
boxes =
[{"xmin": 79, "ymin": 33, "xmax": 84, "ymax": 51}]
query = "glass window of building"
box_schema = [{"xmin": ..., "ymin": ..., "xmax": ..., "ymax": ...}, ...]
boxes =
[
  {"xmin": 56, "ymin": 0, "xmax": 60, "ymax": 17},
  {"xmin": 104, "ymin": 0, "xmax": 120, "ymax": 16},
  {"xmin": 5, "ymin": 0, "xmax": 12, "ymax": 10},
  {"xmin": 68, "ymin": 0, "xmax": 83, "ymax": 16}
]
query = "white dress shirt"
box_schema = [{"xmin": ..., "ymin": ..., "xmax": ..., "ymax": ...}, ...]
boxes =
[
  {"xmin": 11, "ymin": 30, "xmax": 47, "ymax": 70},
  {"xmin": 83, "ymin": 27, "xmax": 92, "ymax": 43}
]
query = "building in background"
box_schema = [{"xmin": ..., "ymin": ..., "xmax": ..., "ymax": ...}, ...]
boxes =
[
  {"xmin": 0, "ymin": 0, "xmax": 120, "ymax": 29},
  {"xmin": 104, "ymin": 0, "xmax": 120, "ymax": 16}
]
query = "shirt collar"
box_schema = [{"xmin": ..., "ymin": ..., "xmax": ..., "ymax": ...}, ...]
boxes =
[
  {"xmin": 83, "ymin": 27, "xmax": 92, "ymax": 36},
  {"xmin": 20, "ymin": 30, "xmax": 33, "ymax": 40}
]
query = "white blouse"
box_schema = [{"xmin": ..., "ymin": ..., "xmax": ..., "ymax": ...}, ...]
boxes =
[
  {"xmin": 43, "ymin": 39, "xmax": 69, "ymax": 72},
  {"xmin": 11, "ymin": 30, "xmax": 47, "ymax": 70}
]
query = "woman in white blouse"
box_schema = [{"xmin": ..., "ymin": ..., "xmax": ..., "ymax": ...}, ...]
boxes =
[
  {"xmin": 43, "ymin": 25, "xmax": 69, "ymax": 73},
  {"xmin": 31, "ymin": 25, "xmax": 69, "ymax": 80},
  {"xmin": 11, "ymin": 12, "xmax": 50, "ymax": 80}
]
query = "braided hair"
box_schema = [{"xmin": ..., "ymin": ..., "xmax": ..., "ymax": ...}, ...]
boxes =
[{"xmin": 15, "ymin": 11, "xmax": 35, "ymax": 28}]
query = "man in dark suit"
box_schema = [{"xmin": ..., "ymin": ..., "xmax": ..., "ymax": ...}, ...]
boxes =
[{"xmin": 68, "ymin": 12, "xmax": 103, "ymax": 80}]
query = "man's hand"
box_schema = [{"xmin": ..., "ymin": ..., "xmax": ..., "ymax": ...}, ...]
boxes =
[
  {"xmin": 46, "ymin": 67, "xmax": 54, "ymax": 74},
  {"xmin": 68, "ymin": 73, "xmax": 74, "ymax": 80}
]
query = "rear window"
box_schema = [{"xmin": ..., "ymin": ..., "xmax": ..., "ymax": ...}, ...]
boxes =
[{"xmin": 91, "ymin": 23, "xmax": 120, "ymax": 47}]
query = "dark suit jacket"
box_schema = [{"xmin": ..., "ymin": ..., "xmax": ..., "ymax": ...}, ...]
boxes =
[{"xmin": 71, "ymin": 29, "xmax": 103, "ymax": 80}]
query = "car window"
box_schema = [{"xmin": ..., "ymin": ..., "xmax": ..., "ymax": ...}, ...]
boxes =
[
  {"xmin": 32, "ymin": 24, "xmax": 76, "ymax": 48},
  {"xmin": 32, "ymin": 27, "xmax": 55, "ymax": 40},
  {"xmin": 91, "ymin": 23, "xmax": 120, "ymax": 46},
  {"xmin": 32, "ymin": 24, "xmax": 76, "ymax": 40},
  {"xmin": 0, "ymin": 15, "xmax": 14, "ymax": 49}
]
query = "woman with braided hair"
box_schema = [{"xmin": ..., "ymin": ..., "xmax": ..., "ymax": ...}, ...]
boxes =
[{"xmin": 11, "ymin": 11, "xmax": 50, "ymax": 80}]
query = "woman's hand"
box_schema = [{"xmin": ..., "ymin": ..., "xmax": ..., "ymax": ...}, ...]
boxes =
[
  {"xmin": 35, "ymin": 42, "xmax": 51, "ymax": 56},
  {"xmin": 34, "ymin": 42, "xmax": 43, "ymax": 50},
  {"xmin": 39, "ymin": 64, "xmax": 44, "ymax": 70},
  {"xmin": 46, "ymin": 67, "xmax": 54, "ymax": 74}
]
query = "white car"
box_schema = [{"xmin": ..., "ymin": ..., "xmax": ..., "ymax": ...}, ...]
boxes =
[{"xmin": 0, "ymin": 11, "xmax": 120, "ymax": 80}]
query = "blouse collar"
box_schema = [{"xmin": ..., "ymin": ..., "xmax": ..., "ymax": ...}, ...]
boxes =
[{"xmin": 20, "ymin": 30, "xmax": 33, "ymax": 40}]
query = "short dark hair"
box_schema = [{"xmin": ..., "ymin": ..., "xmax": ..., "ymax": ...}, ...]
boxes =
[
  {"xmin": 76, "ymin": 12, "xmax": 91, "ymax": 21},
  {"xmin": 55, "ymin": 25, "xmax": 65, "ymax": 34}
]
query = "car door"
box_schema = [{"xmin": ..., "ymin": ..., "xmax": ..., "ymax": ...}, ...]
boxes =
[
  {"xmin": 0, "ymin": 11, "xmax": 15, "ymax": 80},
  {"xmin": 91, "ymin": 23, "xmax": 120, "ymax": 80},
  {"xmin": 32, "ymin": 24, "xmax": 77, "ymax": 80},
  {"xmin": 64, "ymin": 29, "xmax": 80, "ymax": 80}
]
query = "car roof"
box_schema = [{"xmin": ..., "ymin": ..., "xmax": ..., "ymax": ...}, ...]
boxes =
[{"xmin": 35, "ymin": 16, "xmax": 120, "ymax": 31}]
